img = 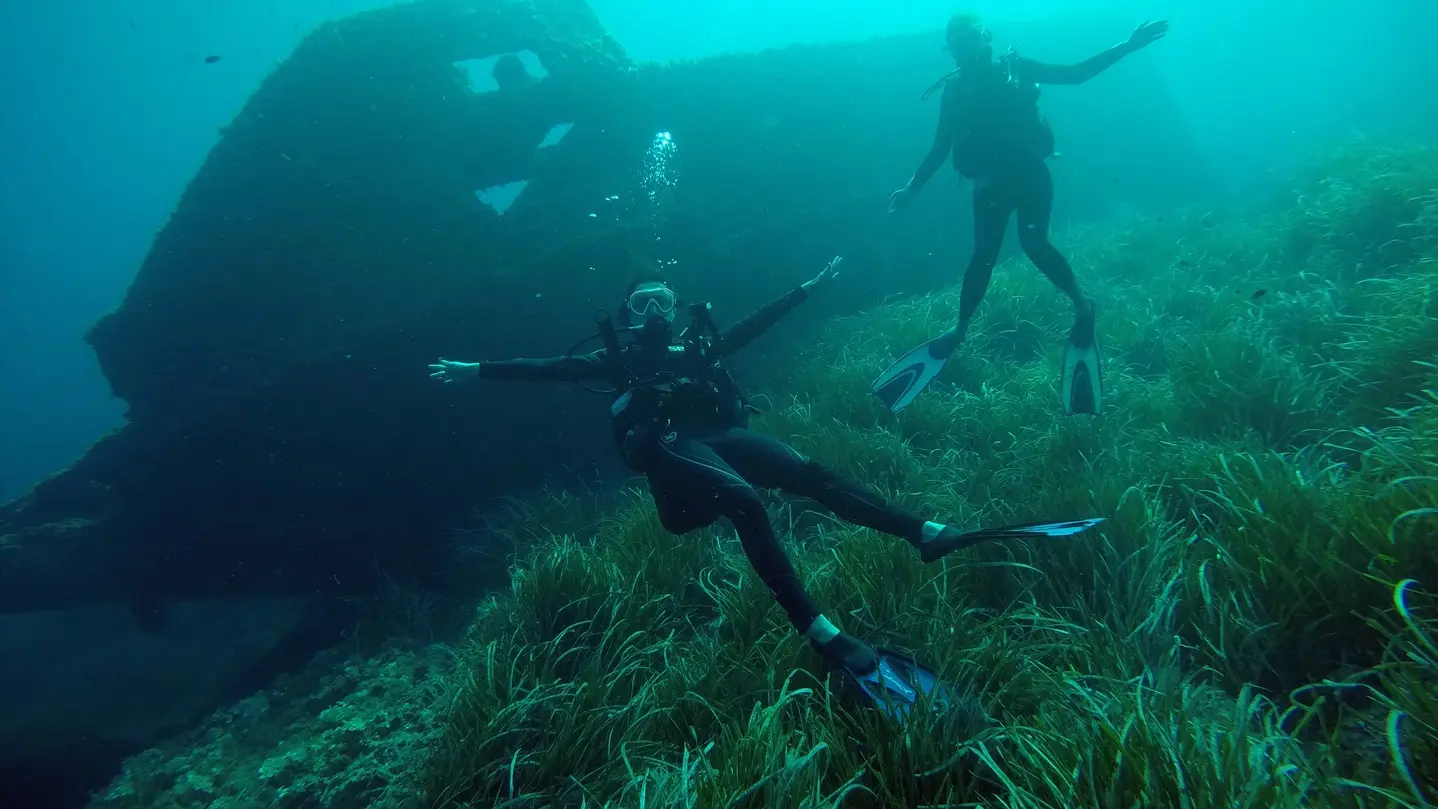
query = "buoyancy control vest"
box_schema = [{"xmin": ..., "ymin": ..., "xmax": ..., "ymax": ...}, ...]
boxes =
[
  {"xmin": 946, "ymin": 52, "xmax": 1055, "ymax": 179},
  {"xmin": 595, "ymin": 304, "xmax": 755, "ymax": 471}
]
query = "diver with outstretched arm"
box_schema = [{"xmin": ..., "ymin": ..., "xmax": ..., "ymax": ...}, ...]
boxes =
[
  {"xmin": 431, "ymin": 256, "xmax": 1103, "ymax": 717},
  {"xmin": 872, "ymin": 13, "xmax": 1169, "ymax": 415}
]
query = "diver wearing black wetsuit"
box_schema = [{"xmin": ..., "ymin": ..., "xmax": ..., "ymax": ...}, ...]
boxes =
[
  {"xmin": 872, "ymin": 14, "xmax": 1169, "ymax": 415},
  {"xmin": 432, "ymin": 257, "xmax": 1109, "ymax": 712},
  {"xmin": 429, "ymin": 258, "xmax": 1001, "ymax": 678}
]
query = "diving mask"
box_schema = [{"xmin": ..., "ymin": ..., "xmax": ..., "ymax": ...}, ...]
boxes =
[{"xmin": 627, "ymin": 283, "xmax": 677, "ymax": 321}]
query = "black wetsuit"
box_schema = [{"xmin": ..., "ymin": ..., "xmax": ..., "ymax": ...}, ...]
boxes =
[
  {"xmin": 908, "ymin": 45, "xmax": 1136, "ymax": 330},
  {"xmin": 477, "ymin": 287, "xmax": 927, "ymax": 633}
]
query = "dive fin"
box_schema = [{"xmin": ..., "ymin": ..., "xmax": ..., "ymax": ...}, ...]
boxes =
[
  {"xmin": 846, "ymin": 647, "xmax": 951, "ymax": 721},
  {"xmin": 870, "ymin": 336, "xmax": 954, "ymax": 413},
  {"xmin": 920, "ymin": 517, "xmax": 1106, "ymax": 563},
  {"xmin": 1061, "ymin": 305, "xmax": 1103, "ymax": 415}
]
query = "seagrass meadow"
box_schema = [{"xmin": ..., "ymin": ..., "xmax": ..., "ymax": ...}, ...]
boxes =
[{"xmin": 93, "ymin": 139, "xmax": 1437, "ymax": 809}]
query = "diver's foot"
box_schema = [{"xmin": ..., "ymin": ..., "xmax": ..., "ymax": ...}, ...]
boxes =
[
  {"xmin": 918, "ymin": 521, "xmax": 977, "ymax": 563},
  {"xmin": 930, "ymin": 326, "xmax": 963, "ymax": 359},
  {"xmin": 811, "ymin": 630, "xmax": 879, "ymax": 675},
  {"xmin": 1073, "ymin": 296, "xmax": 1097, "ymax": 328}
]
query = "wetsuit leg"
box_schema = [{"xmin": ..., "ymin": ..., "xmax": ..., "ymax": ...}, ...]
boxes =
[
  {"xmin": 1014, "ymin": 162, "xmax": 1084, "ymax": 304},
  {"xmin": 648, "ymin": 434, "xmax": 822, "ymax": 633},
  {"xmin": 955, "ymin": 179, "xmax": 1019, "ymax": 335},
  {"xmin": 706, "ymin": 428, "xmax": 926, "ymax": 545}
]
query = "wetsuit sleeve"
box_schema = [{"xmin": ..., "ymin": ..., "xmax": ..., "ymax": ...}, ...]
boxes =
[
  {"xmin": 713, "ymin": 286, "xmax": 809, "ymax": 357},
  {"xmin": 907, "ymin": 80, "xmax": 960, "ymax": 193},
  {"xmin": 476, "ymin": 350, "xmax": 610, "ymax": 382},
  {"xmin": 1016, "ymin": 44, "xmax": 1135, "ymax": 86}
]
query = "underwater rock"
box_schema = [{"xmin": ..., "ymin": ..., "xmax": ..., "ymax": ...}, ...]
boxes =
[{"xmin": 87, "ymin": 643, "xmax": 452, "ymax": 809}]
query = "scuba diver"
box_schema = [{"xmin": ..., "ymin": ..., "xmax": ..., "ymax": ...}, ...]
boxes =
[
  {"xmin": 430, "ymin": 256, "xmax": 1103, "ymax": 718},
  {"xmin": 872, "ymin": 13, "xmax": 1170, "ymax": 415}
]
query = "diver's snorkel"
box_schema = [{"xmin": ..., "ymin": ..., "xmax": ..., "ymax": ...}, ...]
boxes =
[{"xmin": 563, "ymin": 310, "xmax": 632, "ymax": 395}]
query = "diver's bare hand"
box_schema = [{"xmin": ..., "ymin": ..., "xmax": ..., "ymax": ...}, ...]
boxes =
[
  {"xmin": 888, "ymin": 186, "xmax": 914, "ymax": 214},
  {"xmin": 428, "ymin": 358, "xmax": 481, "ymax": 384},
  {"xmin": 803, "ymin": 256, "xmax": 843, "ymax": 292},
  {"xmin": 1126, "ymin": 20, "xmax": 1169, "ymax": 51}
]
